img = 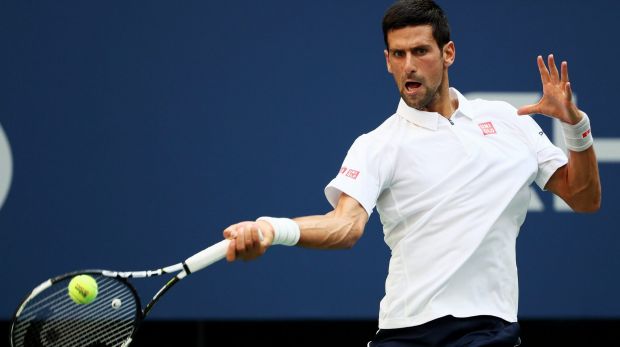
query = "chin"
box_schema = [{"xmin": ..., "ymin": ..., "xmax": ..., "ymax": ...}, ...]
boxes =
[{"xmin": 401, "ymin": 94, "xmax": 427, "ymax": 111}]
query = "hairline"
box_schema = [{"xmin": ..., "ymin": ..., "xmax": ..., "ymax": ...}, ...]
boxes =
[{"xmin": 384, "ymin": 24, "xmax": 446, "ymax": 51}]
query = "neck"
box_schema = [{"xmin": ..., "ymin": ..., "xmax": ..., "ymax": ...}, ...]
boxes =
[{"xmin": 426, "ymin": 72, "xmax": 457, "ymax": 118}]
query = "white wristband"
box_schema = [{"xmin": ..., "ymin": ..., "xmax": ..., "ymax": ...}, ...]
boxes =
[
  {"xmin": 256, "ymin": 217, "xmax": 300, "ymax": 246},
  {"xmin": 561, "ymin": 113, "xmax": 593, "ymax": 152}
]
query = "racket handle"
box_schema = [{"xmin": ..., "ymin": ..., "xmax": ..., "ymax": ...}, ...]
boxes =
[
  {"xmin": 183, "ymin": 230, "xmax": 264, "ymax": 274},
  {"xmin": 184, "ymin": 239, "xmax": 230, "ymax": 274}
]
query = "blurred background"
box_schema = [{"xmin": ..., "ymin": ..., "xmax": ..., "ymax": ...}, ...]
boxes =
[{"xmin": 1, "ymin": 0, "xmax": 618, "ymax": 345}]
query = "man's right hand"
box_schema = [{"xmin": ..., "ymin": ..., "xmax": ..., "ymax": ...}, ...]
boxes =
[{"xmin": 223, "ymin": 220, "xmax": 274, "ymax": 262}]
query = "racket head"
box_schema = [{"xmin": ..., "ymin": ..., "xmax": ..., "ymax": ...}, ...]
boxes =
[{"xmin": 10, "ymin": 270, "xmax": 142, "ymax": 347}]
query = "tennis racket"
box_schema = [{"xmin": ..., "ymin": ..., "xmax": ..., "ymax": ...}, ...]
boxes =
[{"xmin": 10, "ymin": 233, "xmax": 255, "ymax": 347}]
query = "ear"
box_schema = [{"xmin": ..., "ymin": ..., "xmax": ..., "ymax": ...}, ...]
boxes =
[
  {"xmin": 384, "ymin": 49, "xmax": 393, "ymax": 74},
  {"xmin": 443, "ymin": 41, "xmax": 455, "ymax": 68}
]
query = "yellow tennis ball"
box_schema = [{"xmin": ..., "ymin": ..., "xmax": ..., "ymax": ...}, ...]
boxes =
[{"xmin": 67, "ymin": 275, "xmax": 98, "ymax": 305}]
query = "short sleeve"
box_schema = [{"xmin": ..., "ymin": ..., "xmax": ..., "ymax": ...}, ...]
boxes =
[
  {"xmin": 324, "ymin": 134, "xmax": 389, "ymax": 217},
  {"xmin": 521, "ymin": 115, "xmax": 568, "ymax": 190}
]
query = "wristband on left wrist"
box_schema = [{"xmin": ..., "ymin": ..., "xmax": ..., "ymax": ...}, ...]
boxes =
[{"xmin": 561, "ymin": 112, "xmax": 593, "ymax": 152}]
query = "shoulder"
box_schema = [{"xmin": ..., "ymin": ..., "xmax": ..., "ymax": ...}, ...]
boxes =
[
  {"xmin": 345, "ymin": 114, "xmax": 404, "ymax": 172},
  {"xmin": 454, "ymin": 88, "xmax": 519, "ymax": 120},
  {"xmin": 468, "ymin": 98, "xmax": 518, "ymax": 117},
  {"xmin": 467, "ymin": 96, "xmax": 547, "ymax": 150},
  {"xmin": 353, "ymin": 114, "xmax": 404, "ymax": 151},
  {"xmin": 468, "ymin": 97, "xmax": 540, "ymax": 127}
]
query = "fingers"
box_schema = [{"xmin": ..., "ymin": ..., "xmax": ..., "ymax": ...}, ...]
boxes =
[
  {"xmin": 224, "ymin": 224, "xmax": 238, "ymax": 262},
  {"xmin": 561, "ymin": 60, "xmax": 569, "ymax": 83},
  {"xmin": 235, "ymin": 223, "xmax": 261, "ymax": 251},
  {"xmin": 528, "ymin": 54, "xmax": 576, "ymax": 121},
  {"xmin": 226, "ymin": 238, "xmax": 237, "ymax": 262},
  {"xmin": 537, "ymin": 55, "xmax": 550, "ymax": 84},
  {"xmin": 547, "ymin": 54, "xmax": 559, "ymax": 82},
  {"xmin": 538, "ymin": 54, "xmax": 570, "ymax": 84},
  {"xmin": 517, "ymin": 104, "xmax": 538, "ymax": 116},
  {"xmin": 224, "ymin": 221, "xmax": 266, "ymax": 262},
  {"xmin": 251, "ymin": 226, "xmax": 262, "ymax": 245},
  {"xmin": 537, "ymin": 54, "xmax": 568, "ymax": 82},
  {"xmin": 235, "ymin": 224, "xmax": 247, "ymax": 254},
  {"xmin": 565, "ymin": 82, "xmax": 573, "ymax": 102}
]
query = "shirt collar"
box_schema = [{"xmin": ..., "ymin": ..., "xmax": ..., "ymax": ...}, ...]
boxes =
[{"xmin": 396, "ymin": 87, "xmax": 475, "ymax": 131}]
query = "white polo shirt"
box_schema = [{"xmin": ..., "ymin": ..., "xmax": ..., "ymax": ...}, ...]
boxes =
[{"xmin": 325, "ymin": 88, "xmax": 568, "ymax": 329}]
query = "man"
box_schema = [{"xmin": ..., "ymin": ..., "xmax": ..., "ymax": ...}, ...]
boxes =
[{"xmin": 222, "ymin": 0, "xmax": 601, "ymax": 345}]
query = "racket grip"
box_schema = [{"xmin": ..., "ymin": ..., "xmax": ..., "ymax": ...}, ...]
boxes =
[
  {"xmin": 184, "ymin": 239, "xmax": 230, "ymax": 274},
  {"xmin": 184, "ymin": 230, "xmax": 264, "ymax": 274}
]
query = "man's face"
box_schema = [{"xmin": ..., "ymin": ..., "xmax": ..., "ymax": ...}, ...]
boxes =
[{"xmin": 384, "ymin": 25, "xmax": 454, "ymax": 111}]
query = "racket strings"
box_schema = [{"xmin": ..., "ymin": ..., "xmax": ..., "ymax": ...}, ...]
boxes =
[
  {"xmin": 12, "ymin": 275, "xmax": 139, "ymax": 347},
  {"xmin": 14, "ymin": 278, "xmax": 135, "ymax": 347},
  {"xmin": 16, "ymin": 276, "xmax": 119, "ymax": 324},
  {"xmin": 37, "ymin": 285, "xmax": 135, "ymax": 346},
  {"xmin": 13, "ymin": 277, "xmax": 129, "ymax": 345}
]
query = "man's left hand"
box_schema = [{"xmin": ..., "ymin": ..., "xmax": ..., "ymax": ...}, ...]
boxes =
[{"xmin": 517, "ymin": 54, "xmax": 583, "ymax": 125}]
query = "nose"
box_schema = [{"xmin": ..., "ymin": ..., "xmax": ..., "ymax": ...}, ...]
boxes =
[{"xmin": 404, "ymin": 53, "xmax": 417, "ymax": 75}]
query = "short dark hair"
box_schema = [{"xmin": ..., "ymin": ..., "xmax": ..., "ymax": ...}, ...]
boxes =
[{"xmin": 382, "ymin": 0, "xmax": 451, "ymax": 49}]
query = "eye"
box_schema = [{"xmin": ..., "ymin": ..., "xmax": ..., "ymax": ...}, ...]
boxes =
[
  {"xmin": 392, "ymin": 50, "xmax": 405, "ymax": 58},
  {"xmin": 414, "ymin": 48, "xmax": 428, "ymax": 55}
]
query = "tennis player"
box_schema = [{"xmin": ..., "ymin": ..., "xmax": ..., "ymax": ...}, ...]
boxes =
[{"xmin": 223, "ymin": 0, "xmax": 601, "ymax": 345}]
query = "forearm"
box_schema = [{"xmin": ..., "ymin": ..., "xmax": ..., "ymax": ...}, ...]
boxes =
[
  {"xmin": 545, "ymin": 109, "xmax": 601, "ymax": 213},
  {"xmin": 560, "ymin": 109, "xmax": 601, "ymax": 211},
  {"xmin": 257, "ymin": 195, "xmax": 368, "ymax": 250},
  {"xmin": 227, "ymin": 194, "xmax": 368, "ymax": 261},
  {"xmin": 564, "ymin": 146, "xmax": 601, "ymax": 212},
  {"xmin": 293, "ymin": 213, "xmax": 364, "ymax": 249}
]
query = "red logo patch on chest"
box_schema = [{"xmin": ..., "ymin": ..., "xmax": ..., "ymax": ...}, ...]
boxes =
[{"xmin": 478, "ymin": 122, "xmax": 497, "ymax": 135}]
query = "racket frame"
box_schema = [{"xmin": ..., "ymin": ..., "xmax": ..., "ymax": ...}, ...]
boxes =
[{"xmin": 10, "ymin": 238, "xmax": 233, "ymax": 347}]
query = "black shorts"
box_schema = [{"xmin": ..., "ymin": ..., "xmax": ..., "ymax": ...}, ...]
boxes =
[{"xmin": 368, "ymin": 315, "xmax": 521, "ymax": 347}]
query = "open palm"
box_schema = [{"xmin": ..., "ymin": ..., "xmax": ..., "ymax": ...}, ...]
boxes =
[{"xmin": 517, "ymin": 54, "xmax": 582, "ymax": 125}]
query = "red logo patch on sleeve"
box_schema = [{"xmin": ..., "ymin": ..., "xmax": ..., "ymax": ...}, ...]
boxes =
[
  {"xmin": 339, "ymin": 166, "xmax": 348, "ymax": 174},
  {"xmin": 478, "ymin": 122, "xmax": 496, "ymax": 135},
  {"xmin": 345, "ymin": 169, "xmax": 360, "ymax": 179}
]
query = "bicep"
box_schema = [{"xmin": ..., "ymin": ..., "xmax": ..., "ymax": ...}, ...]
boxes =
[
  {"xmin": 544, "ymin": 164, "xmax": 568, "ymax": 198},
  {"xmin": 542, "ymin": 147, "xmax": 601, "ymax": 212},
  {"xmin": 333, "ymin": 193, "xmax": 369, "ymax": 235}
]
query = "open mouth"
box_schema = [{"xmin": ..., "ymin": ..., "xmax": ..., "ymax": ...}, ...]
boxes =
[{"xmin": 405, "ymin": 81, "xmax": 422, "ymax": 93}]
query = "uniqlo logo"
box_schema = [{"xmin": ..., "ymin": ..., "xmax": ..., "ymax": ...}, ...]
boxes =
[
  {"xmin": 345, "ymin": 169, "xmax": 360, "ymax": 179},
  {"xmin": 339, "ymin": 166, "xmax": 348, "ymax": 174},
  {"xmin": 478, "ymin": 122, "xmax": 496, "ymax": 135}
]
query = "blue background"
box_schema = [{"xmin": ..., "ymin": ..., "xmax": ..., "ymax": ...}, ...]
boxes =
[{"xmin": 1, "ymin": 0, "xmax": 618, "ymax": 320}]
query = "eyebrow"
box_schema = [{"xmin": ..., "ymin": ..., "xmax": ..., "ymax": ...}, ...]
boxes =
[{"xmin": 389, "ymin": 44, "xmax": 433, "ymax": 52}]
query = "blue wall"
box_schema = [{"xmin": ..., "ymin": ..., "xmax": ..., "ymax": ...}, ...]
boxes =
[{"xmin": 1, "ymin": 0, "xmax": 619, "ymax": 320}]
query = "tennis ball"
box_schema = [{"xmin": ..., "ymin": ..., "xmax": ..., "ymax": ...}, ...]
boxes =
[
  {"xmin": 111, "ymin": 298, "xmax": 122, "ymax": 309},
  {"xmin": 68, "ymin": 275, "xmax": 98, "ymax": 305}
]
